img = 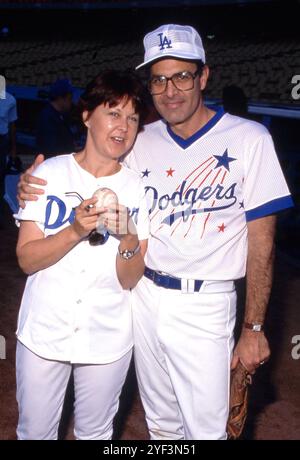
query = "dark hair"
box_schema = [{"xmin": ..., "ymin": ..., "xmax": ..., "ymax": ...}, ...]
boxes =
[
  {"xmin": 222, "ymin": 85, "xmax": 248, "ymax": 117},
  {"xmin": 196, "ymin": 60, "xmax": 205, "ymax": 75},
  {"xmin": 78, "ymin": 70, "xmax": 148, "ymax": 127},
  {"xmin": 49, "ymin": 78, "xmax": 73, "ymax": 101}
]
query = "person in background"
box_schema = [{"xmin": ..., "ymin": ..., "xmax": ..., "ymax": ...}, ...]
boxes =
[
  {"xmin": 0, "ymin": 67, "xmax": 17, "ymax": 226},
  {"xmin": 15, "ymin": 70, "xmax": 149, "ymax": 440},
  {"xmin": 36, "ymin": 78, "xmax": 76, "ymax": 157},
  {"xmin": 222, "ymin": 84, "xmax": 248, "ymax": 118}
]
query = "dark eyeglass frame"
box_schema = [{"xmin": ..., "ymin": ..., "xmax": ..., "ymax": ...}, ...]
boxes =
[
  {"xmin": 148, "ymin": 70, "xmax": 199, "ymax": 95},
  {"xmin": 65, "ymin": 191, "xmax": 107, "ymax": 246}
]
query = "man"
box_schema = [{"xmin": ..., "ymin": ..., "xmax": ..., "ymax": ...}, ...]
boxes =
[
  {"xmin": 0, "ymin": 68, "xmax": 17, "ymax": 226},
  {"xmin": 18, "ymin": 24, "xmax": 293, "ymax": 439},
  {"xmin": 36, "ymin": 78, "xmax": 76, "ymax": 157}
]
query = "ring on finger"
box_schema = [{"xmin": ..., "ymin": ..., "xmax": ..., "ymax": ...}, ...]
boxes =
[{"xmin": 85, "ymin": 204, "xmax": 94, "ymax": 212}]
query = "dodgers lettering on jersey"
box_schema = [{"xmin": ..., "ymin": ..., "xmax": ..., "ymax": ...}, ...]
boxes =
[
  {"xmin": 45, "ymin": 194, "xmax": 140, "ymax": 232},
  {"xmin": 126, "ymin": 109, "xmax": 293, "ymax": 279},
  {"xmin": 45, "ymin": 195, "xmax": 75, "ymax": 229},
  {"xmin": 144, "ymin": 149, "xmax": 238, "ymax": 229},
  {"xmin": 142, "ymin": 148, "xmax": 242, "ymax": 242}
]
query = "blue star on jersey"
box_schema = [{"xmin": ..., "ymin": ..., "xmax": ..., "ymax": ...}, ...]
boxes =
[
  {"xmin": 214, "ymin": 149, "xmax": 236, "ymax": 171},
  {"xmin": 142, "ymin": 169, "xmax": 151, "ymax": 177}
]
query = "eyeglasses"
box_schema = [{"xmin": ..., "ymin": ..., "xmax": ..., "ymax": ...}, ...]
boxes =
[
  {"xmin": 148, "ymin": 70, "xmax": 199, "ymax": 95},
  {"xmin": 65, "ymin": 191, "xmax": 107, "ymax": 246}
]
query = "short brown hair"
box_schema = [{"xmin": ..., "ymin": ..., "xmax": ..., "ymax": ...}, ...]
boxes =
[{"xmin": 78, "ymin": 70, "xmax": 148, "ymax": 127}]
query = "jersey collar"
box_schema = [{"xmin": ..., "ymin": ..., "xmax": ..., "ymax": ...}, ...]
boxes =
[{"xmin": 166, "ymin": 107, "xmax": 225, "ymax": 149}]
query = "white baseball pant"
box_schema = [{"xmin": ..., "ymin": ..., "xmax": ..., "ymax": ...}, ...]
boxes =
[
  {"xmin": 132, "ymin": 276, "xmax": 237, "ymax": 440},
  {"xmin": 16, "ymin": 341, "xmax": 132, "ymax": 440}
]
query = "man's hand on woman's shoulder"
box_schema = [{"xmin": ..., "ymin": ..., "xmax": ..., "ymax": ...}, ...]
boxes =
[{"xmin": 17, "ymin": 154, "xmax": 47, "ymax": 208}]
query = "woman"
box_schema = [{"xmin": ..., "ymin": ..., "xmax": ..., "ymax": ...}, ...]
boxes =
[{"xmin": 15, "ymin": 71, "xmax": 149, "ymax": 440}]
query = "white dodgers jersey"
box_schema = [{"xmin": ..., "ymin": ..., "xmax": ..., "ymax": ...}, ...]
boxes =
[
  {"xmin": 125, "ymin": 108, "xmax": 293, "ymax": 280},
  {"xmin": 15, "ymin": 154, "xmax": 149, "ymax": 364}
]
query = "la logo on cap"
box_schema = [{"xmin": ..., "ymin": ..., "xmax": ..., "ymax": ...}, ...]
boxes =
[
  {"xmin": 158, "ymin": 33, "xmax": 173, "ymax": 51},
  {"xmin": 135, "ymin": 24, "xmax": 206, "ymax": 70}
]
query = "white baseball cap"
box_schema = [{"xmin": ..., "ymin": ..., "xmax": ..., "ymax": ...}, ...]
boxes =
[{"xmin": 136, "ymin": 24, "xmax": 206, "ymax": 70}]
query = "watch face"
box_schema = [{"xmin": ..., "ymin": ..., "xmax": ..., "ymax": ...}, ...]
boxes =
[
  {"xmin": 244, "ymin": 322, "xmax": 264, "ymax": 332},
  {"xmin": 119, "ymin": 244, "xmax": 140, "ymax": 260},
  {"xmin": 120, "ymin": 249, "xmax": 133, "ymax": 259}
]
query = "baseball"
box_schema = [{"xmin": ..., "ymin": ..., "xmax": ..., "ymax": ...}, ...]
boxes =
[
  {"xmin": 93, "ymin": 187, "xmax": 118, "ymax": 209},
  {"xmin": 92, "ymin": 187, "xmax": 119, "ymax": 236}
]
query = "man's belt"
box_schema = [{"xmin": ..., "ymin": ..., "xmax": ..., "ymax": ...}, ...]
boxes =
[{"xmin": 144, "ymin": 266, "xmax": 203, "ymax": 292}]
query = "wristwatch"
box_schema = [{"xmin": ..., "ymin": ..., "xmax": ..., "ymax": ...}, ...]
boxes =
[
  {"xmin": 118, "ymin": 243, "xmax": 141, "ymax": 260},
  {"xmin": 243, "ymin": 322, "xmax": 264, "ymax": 332}
]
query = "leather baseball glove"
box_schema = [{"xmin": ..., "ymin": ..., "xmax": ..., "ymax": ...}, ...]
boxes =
[{"xmin": 227, "ymin": 361, "xmax": 252, "ymax": 440}]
